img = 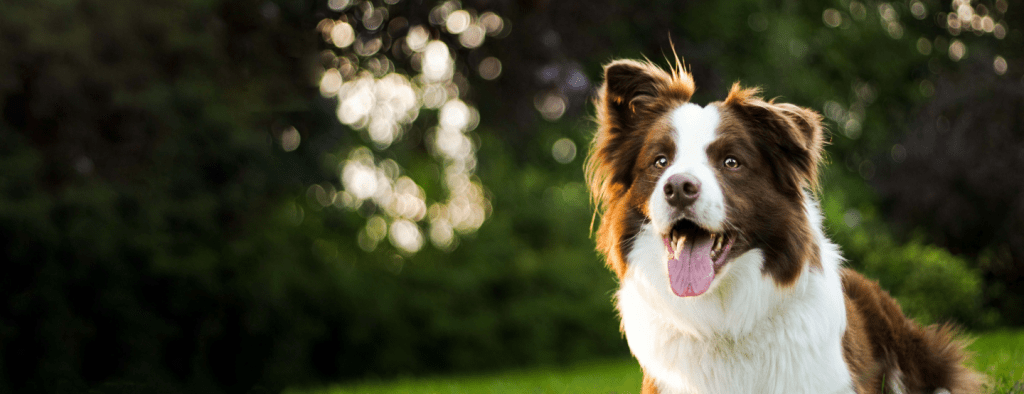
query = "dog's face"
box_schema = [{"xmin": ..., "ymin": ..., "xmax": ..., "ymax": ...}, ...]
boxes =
[{"xmin": 587, "ymin": 59, "xmax": 825, "ymax": 296}]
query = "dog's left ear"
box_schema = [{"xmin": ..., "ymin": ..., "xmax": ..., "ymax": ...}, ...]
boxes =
[
  {"xmin": 725, "ymin": 85, "xmax": 825, "ymax": 196},
  {"xmin": 771, "ymin": 102, "xmax": 825, "ymax": 192}
]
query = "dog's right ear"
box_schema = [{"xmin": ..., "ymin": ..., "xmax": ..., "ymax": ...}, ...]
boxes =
[
  {"xmin": 601, "ymin": 60, "xmax": 694, "ymax": 130},
  {"xmin": 604, "ymin": 60, "xmax": 665, "ymax": 121}
]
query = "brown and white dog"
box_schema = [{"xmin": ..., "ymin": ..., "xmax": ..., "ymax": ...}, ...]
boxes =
[{"xmin": 585, "ymin": 58, "xmax": 985, "ymax": 394}]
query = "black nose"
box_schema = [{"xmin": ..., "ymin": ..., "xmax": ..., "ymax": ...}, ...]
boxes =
[{"xmin": 664, "ymin": 174, "xmax": 700, "ymax": 208}]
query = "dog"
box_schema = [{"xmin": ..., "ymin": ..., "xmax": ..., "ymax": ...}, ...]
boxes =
[{"xmin": 584, "ymin": 57, "xmax": 985, "ymax": 394}]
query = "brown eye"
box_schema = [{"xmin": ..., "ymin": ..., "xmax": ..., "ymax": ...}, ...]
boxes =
[
  {"xmin": 654, "ymin": 155, "xmax": 669, "ymax": 168},
  {"xmin": 724, "ymin": 157, "xmax": 740, "ymax": 169}
]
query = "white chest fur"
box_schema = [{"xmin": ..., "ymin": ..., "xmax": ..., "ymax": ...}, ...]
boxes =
[{"xmin": 616, "ymin": 221, "xmax": 855, "ymax": 394}]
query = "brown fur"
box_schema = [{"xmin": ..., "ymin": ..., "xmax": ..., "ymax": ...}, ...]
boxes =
[
  {"xmin": 586, "ymin": 57, "xmax": 986, "ymax": 393},
  {"xmin": 842, "ymin": 269, "xmax": 986, "ymax": 394}
]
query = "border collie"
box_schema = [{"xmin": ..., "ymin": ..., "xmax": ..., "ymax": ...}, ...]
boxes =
[{"xmin": 584, "ymin": 58, "xmax": 985, "ymax": 394}]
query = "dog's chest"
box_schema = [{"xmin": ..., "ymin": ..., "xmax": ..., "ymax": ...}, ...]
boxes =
[{"xmin": 616, "ymin": 273, "xmax": 856, "ymax": 394}]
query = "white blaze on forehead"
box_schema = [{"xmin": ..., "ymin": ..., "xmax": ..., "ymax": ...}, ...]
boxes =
[
  {"xmin": 648, "ymin": 102, "xmax": 727, "ymax": 233},
  {"xmin": 669, "ymin": 103, "xmax": 721, "ymax": 160}
]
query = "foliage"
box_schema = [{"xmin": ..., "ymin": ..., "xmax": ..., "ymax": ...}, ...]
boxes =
[
  {"xmin": 0, "ymin": 0, "xmax": 335, "ymax": 392},
  {"xmin": 822, "ymin": 191, "xmax": 991, "ymax": 327}
]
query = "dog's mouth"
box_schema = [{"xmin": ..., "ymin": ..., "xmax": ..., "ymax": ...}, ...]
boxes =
[{"xmin": 663, "ymin": 219, "xmax": 736, "ymax": 297}]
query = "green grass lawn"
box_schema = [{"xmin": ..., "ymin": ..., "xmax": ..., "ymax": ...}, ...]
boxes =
[
  {"xmin": 969, "ymin": 330, "xmax": 1024, "ymax": 393},
  {"xmin": 290, "ymin": 330, "xmax": 1024, "ymax": 394}
]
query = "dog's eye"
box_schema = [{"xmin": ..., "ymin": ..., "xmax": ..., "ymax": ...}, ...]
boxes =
[
  {"xmin": 654, "ymin": 155, "xmax": 669, "ymax": 168},
  {"xmin": 724, "ymin": 157, "xmax": 740, "ymax": 169}
]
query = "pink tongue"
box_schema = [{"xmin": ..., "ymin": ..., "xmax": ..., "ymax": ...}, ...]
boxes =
[{"xmin": 666, "ymin": 234, "xmax": 715, "ymax": 297}]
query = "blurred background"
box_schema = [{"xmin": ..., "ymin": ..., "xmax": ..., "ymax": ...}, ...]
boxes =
[{"xmin": 1, "ymin": 0, "xmax": 1022, "ymax": 392}]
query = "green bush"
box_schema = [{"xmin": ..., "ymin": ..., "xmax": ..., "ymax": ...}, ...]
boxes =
[{"xmin": 821, "ymin": 177, "xmax": 992, "ymax": 328}]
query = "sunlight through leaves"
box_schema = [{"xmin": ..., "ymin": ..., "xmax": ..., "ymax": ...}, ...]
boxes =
[{"xmin": 317, "ymin": 0, "xmax": 505, "ymax": 256}]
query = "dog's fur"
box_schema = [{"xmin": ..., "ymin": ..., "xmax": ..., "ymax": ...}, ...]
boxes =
[{"xmin": 585, "ymin": 58, "xmax": 985, "ymax": 394}]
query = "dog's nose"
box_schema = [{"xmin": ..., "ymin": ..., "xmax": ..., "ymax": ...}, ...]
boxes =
[{"xmin": 664, "ymin": 174, "xmax": 700, "ymax": 208}]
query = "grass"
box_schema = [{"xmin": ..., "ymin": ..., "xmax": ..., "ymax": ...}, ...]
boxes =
[
  {"xmin": 969, "ymin": 330, "xmax": 1024, "ymax": 393},
  {"xmin": 291, "ymin": 330, "xmax": 1024, "ymax": 394},
  {"xmin": 286, "ymin": 360, "xmax": 643, "ymax": 394}
]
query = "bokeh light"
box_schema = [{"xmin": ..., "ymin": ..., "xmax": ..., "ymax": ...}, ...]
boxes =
[
  {"xmin": 552, "ymin": 138, "xmax": 577, "ymax": 164},
  {"xmin": 429, "ymin": 216, "xmax": 456, "ymax": 251},
  {"xmin": 910, "ymin": 1, "xmax": 926, "ymax": 20},
  {"xmin": 822, "ymin": 9, "xmax": 842, "ymax": 28},
  {"xmin": 916, "ymin": 37, "xmax": 932, "ymax": 55},
  {"xmin": 877, "ymin": 3, "xmax": 903, "ymax": 39},
  {"xmin": 341, "ymin": 147, "xmax": 380, "ymax": 200},
  {"xmin": 445, "ymin": 10, "xmax": 471, "ymax": 34},
  {"xmin": 281, "ymin": 126, "xmax": 301, "ymax": 152},
  {"xmin": 459, "ymin": 24, "xmax": 486, "ymax": 48},
  {"xmin": 389, "ymin": 219, "xmax": 424, "ymax": 254},
  {"xmin": 320, "ymin": 68, "xmax": 343, "ymax": 97},
  {"xmin": 849, "ymin": 2, "xmax": 867, "ymax": 21},
  {"xmin": 479, "ymin": 12, "xmax": 503, "ymax": 35},
  {"xmin": 422, "ymin": 40, "xmax": 454, "ymax": 82},
  {"xmin": 319, "ymin": 0, "xmax": 500, "ymax": 255},
  {"xmin": 406, "ymin": 25, "xmax": 429, "ymax": 51},
  {"xmin": 362, "ymin": 7, "xmax": 385, "ymax": 31},
  {"xmin": 994, "ymin": 56, "xmax": 1008, "ymax": 75},
  {"xmin": 944, "ymin": 0, "xmax": 1008, "ymax": 38},
  {"xmin": 535, "ymin": 92, "xmax": 567, "ymax": 121},
  {"xmin": 328, "ymin": 0, "xmax": 351, "ymax": 12},
  {"xmin": 331, "ymin": 21, "xmax": 355, "ymax": 48},
  {"xmin": 478, "ymin": 57, "xmax": 502, "ymax": 80},
  {"xmin": 949, "ymin": 39, "xmax": 966, "ymax": 61}
]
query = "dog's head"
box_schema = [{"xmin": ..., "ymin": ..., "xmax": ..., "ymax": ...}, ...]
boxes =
[{"xmin": 586, "ymin": 58, "xmax": 825, "ymax": 296}]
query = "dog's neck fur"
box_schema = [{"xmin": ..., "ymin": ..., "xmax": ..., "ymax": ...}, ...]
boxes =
[{"xmin": 616, "ymin": 197, "xmax": 856, "ymax": 394}]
